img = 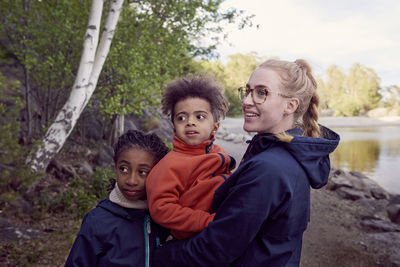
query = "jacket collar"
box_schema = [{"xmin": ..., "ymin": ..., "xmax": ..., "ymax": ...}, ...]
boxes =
[{"xmin": 172, "ymin": 135, "xmax": 215, "ymax": 155}]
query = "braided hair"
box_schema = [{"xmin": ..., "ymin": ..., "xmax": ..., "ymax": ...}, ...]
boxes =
[
  {"xmin": 113, "ymin": 130, "xmax": 169, "ymax": 165},
  {"xmin": 258, "ymin": 59, "xmax": 321, "ymax": 138}
]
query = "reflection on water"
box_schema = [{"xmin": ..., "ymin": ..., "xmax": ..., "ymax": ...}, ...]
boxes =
[
  {"xmin": 332, "ymin": 139, "xmax": 380, "ymax": 173},
  {"xmin": 330, "ymin": 127, "xmax": 400, "ymax": 194}
]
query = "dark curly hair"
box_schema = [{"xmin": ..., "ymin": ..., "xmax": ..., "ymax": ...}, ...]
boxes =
[
  {"xmin": 113, "ymin": 130, "xmax": 169, "ymax": 165},
  {"xmin": 161, "ymin": 74, "xmax": 229, "ymax": 122}
]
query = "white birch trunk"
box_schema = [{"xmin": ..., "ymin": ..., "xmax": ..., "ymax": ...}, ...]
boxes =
[{"xmin": 28, "ymin": 0, "xmax": 124, "ymax": 172}]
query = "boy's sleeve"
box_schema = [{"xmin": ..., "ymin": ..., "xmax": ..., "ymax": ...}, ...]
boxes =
[
  {"xmin": 65, "ymin": 213, "xmax": 102, "ymax": 266},
  {"xmin": 146, "ymin": 160, "xmax": 215, "ymax": 237}
]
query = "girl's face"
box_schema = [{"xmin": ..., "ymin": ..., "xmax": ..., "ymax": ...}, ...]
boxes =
[
  {"xmin": 115, "ymin": 147, "xmax": 155, "ymax": 201},
  {"xmin": 242, "ymin": 67, "xmax": 298, "ymax": 134},
  {"xmin": 173, "ymin": 97, "xmax": 219, "ymax": 146}
]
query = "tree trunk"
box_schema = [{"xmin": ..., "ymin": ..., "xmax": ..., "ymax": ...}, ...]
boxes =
[
  {"xmin": 23, "ymin": 66, "xmax": 33, "ymax": 143},
  {"xmin": 109, "ymin": 113, "xmax": 125, "ymax": 147},
  {"xmin": 27, "ymin": 0, "xmax": 124, "ymax": 173}
]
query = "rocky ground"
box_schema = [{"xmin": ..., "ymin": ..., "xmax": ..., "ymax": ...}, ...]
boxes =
[{"xmin": 216, "ymin": 116, "xmax": 400, "ymax": 267}]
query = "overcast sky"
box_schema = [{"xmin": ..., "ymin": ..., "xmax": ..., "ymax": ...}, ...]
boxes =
[{"xmin": 216, "ymin": 0, "xmax": 400, "ymax": 88}]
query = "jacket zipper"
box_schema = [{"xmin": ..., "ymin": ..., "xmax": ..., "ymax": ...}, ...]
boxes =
[{"xmin": 144, "ymin": 214, "xmax": 151, "ymax": 267}]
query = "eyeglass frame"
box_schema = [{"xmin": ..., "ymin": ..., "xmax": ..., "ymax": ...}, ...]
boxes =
[{"xmin": 238, "ymin": 85, "xmax": 292, "ymax": 104}]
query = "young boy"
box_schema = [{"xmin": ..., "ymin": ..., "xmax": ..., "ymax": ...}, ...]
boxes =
[{"xmin": 146, "ymin": 75, "xmax": 235, "ymax": 240}]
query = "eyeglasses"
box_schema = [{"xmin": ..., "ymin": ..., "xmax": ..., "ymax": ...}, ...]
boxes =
[{"xmin": 238, "ymin": 86, "xmax": 291, "ymax": 104}]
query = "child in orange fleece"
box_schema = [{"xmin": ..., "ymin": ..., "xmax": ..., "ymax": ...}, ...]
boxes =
[{"xmin": 146, "ymin": 75, "xmax": 235, "ymax": 239}]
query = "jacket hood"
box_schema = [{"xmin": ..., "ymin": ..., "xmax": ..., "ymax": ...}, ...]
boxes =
[{"xmin": 248, "ymin": 125, "xmax": 340, "ymax": 189}]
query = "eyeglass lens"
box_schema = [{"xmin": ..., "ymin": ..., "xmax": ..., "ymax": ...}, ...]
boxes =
[{"xmin": 239, "ymin": 87, "xmax": 268, "ymax": 104}]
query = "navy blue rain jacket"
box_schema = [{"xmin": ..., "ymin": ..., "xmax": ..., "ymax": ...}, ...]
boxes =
[
  {"xmin": 154, "ymin": 126, "xmax": 339, "ymax": 267},
  {"xmin": 65, "ymin": 198, "xmax": 168, "ymax": 267}
]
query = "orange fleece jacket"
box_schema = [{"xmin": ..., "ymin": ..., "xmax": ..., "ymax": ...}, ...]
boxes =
[{"xmin": 146, "ymin": 136, "xmax": 233, "ymax": 239}]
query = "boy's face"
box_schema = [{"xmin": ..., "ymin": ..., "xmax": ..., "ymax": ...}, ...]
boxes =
[
  {"xmin": 115, "ymin": 148, "xmax": 155, "ymax": 201},
  {"xmin": 173, "ymin": 97, "xmax": 219, "ymax": 146}
]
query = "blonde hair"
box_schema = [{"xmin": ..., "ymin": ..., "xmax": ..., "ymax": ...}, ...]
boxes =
[{"xmin": 258, "ymin": 59, "xmax": 320, "ymax": 138}]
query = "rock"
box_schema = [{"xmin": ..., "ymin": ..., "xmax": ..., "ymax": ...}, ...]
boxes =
[
  {"xmin": 223, "ymin": 133, "xmax": 236, "ymax": 142},
  {"xmin": 47, "ymin": 159, "xmax": 77, "ymax": 181},
  {"xmin": 95, "ymin": 145, "xmax": 114, "ymax": 169},
  {"xmin": 233, "ymin": 134, "xmax": 245, "ymax": 144},
  {"xmin": 360, "ymin": 218, "xmax": 400, "ymax": 233},
  {"xmin": 0, "ymin": 217, "xmax": 44, "ymax": 242},
  {"xmin": 124, "ymin": 118, "xmax": 139, "ymax": 132},
  {"xmin": 327, "ymin": 175, "xmax": 353, "ymax": 190},
  {"xmin": 387, "ymin": 204, "xmax": 400, "ymax": 224},
  {"xmin": 336, "ymin": 187, "xmax": 368, "ymax": 200},
  {"xmin": 349, "ymin": 171, "xmax": 369, "ymax": 179},
  {"xmin": 8, "ymin": 199, "xmax": 34, "ymax": 216},
  {"xmin": 75, "ymin": 160, "xmax": 94, "ymax": 176},
  {"xmin": 81, "ymin": 112, "xmax": 104, "ymax": 141}
]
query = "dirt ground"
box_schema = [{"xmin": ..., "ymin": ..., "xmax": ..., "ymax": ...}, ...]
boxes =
[{"xmin": 302, "ymin": 188, "xmax": 398, "ymax": 267}]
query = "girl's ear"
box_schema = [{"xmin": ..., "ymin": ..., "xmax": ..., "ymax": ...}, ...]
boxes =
[{"xmin": 284, "ymin": 97, "xmax": 299, "ymax": 116}]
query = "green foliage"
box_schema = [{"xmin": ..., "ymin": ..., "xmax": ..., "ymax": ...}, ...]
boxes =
[
  {"xmin": 34, "ymin": 169, "xmax": 113, "ymax": 219},
  {"xmin": 321, "ymin": 63, "xmax": 382, "ymax": 116},
  {"xmin": 193, "ymin": 52, "xmax": 264, "ymax": 117},
  {"xmin": 224, "ymin": 88, "xmax": 242, "ymax": 117},
  {"xmin": 141, "ymin": 117, "xmax": 162, "ymax": 132},
  {"xmin": 0, "ymin": 72, "xmax": 38, "ymax": 204},
  {"xmin": 381, "ymin": 85, "xmax": 400, "ymax": 112},
  {"xmin": 0, "ymin": 241, "xmax": 46, "ymax": 266},
  {"xmin": 95, "ymin": 0, "xmax": 251, "ymax": 119},
  {"xmin": 0, "ymin": 0, "xmax": 91, "ymax": 133},
  {"xmin": 91, "ymin": 168, "xmax": 114, "ymax": 199}
]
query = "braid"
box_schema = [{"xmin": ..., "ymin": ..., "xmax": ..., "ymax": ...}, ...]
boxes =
[
  {"xmin": 302, "ymin": 93, "xmax": 320, "ymax": 137},
  {"xmin": 113, "ymin": 130, "xmax": 169, "ymax": 164}
]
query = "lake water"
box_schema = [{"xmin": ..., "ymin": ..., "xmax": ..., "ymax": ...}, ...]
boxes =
[{"xmin": 330, "ymin": 126, "xmax": 400, "ymax": 195}]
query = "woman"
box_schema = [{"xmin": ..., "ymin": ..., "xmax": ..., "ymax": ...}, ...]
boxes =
[{"xmin": 153, "ymin": 59, "xmax": 340, "ymax": 266}]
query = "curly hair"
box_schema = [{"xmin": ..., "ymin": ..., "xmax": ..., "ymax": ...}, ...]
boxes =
[
  {"xmin": 258, "ymin": 59, "xmax": 320, "ymax": 138},
  {"xmin": 161, "ymin": 74, "xmax": 229, "ymax": 122},
  {"xmin": 113, "ymin": 130, "xmax": 169, "ymax": 165}
]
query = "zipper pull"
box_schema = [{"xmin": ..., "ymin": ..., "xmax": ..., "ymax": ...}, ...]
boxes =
[{"xmin": 146, "ymin": 218, "xmax": 151, "ymax": 234}]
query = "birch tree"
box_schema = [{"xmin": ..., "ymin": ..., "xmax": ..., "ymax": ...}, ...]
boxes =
[{"xmin": 28, "ymin": 0, "xmax": 124, "ymax": 172}]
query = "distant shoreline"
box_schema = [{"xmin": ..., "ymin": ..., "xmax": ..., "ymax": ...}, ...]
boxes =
[
  {"xmin": 319, "ymin": 116, "xmax": 400, "ymax": 128},
  {"xmin": 222, "ymin": 116, "xmax": 400, "ymax": 132}
]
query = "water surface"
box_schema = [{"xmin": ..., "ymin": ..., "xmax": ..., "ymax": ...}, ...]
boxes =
[{"xmin": 330, "ymin": 126, "xmax": 400, "ymax": 194}]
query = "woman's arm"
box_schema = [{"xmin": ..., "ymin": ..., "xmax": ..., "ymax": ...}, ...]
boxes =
[{"xmin": 153, "ymin": 160, "xmax": 289, "ymax": 266}]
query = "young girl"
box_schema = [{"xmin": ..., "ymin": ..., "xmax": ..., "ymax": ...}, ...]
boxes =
[
  {"xmin": 65, "ymin": 130, "xmax": 169, "ymax": 267},
  {"xmin": 153, "ymin": 59, "xmax": 340, "ymax": 266}
]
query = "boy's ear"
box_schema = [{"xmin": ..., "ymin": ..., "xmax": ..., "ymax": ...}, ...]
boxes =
[
  {"xmin": 212, "ymin": 121, "xmax": 220, "ymax": 136},
  {"xmin": 284, "ymin": 97, "xmax": 299, "ymax": 116}
]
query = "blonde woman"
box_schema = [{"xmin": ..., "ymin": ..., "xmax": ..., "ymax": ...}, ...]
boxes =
[{"xmin": 154, "ymin": 59, "xmax": 340, "ymax": 267}]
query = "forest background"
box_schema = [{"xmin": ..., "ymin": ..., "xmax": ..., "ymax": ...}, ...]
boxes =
[{"xmin": 0, "ymin": 0, "xmax": 400, "ymax": 265}]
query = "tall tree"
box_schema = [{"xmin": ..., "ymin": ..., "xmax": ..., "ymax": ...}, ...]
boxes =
[
  {"xmin": 95, "ymin": 1, "xmax": 251, "ymax": 139},
  {"xmin": 28, "ymin": 0, "xmax": 124, "ymax": 172},
  {"xmin": 347, "ymin": 63, "xmax": 381, "ymax": 113}
]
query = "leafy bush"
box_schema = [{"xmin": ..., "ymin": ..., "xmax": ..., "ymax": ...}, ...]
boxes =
[
  {"xmin": 225, "ymin": 89, "xmax": 242, "ymax": 117},
  {"xmin": 91, "ymin": 168, "xmax": 114, "ymax": 199},
  {"xmin": 0, "ymin": 72, "xmax": 39, "ymax": 212}
]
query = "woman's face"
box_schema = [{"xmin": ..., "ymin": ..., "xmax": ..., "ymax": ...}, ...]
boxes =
[
  {"xmin": 115, "ymin": 148, "xmax": 155, "ymax": 201},
  {"xmin": 242, "ymin": 67, "xmax": 296, "ymax": 134}
]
